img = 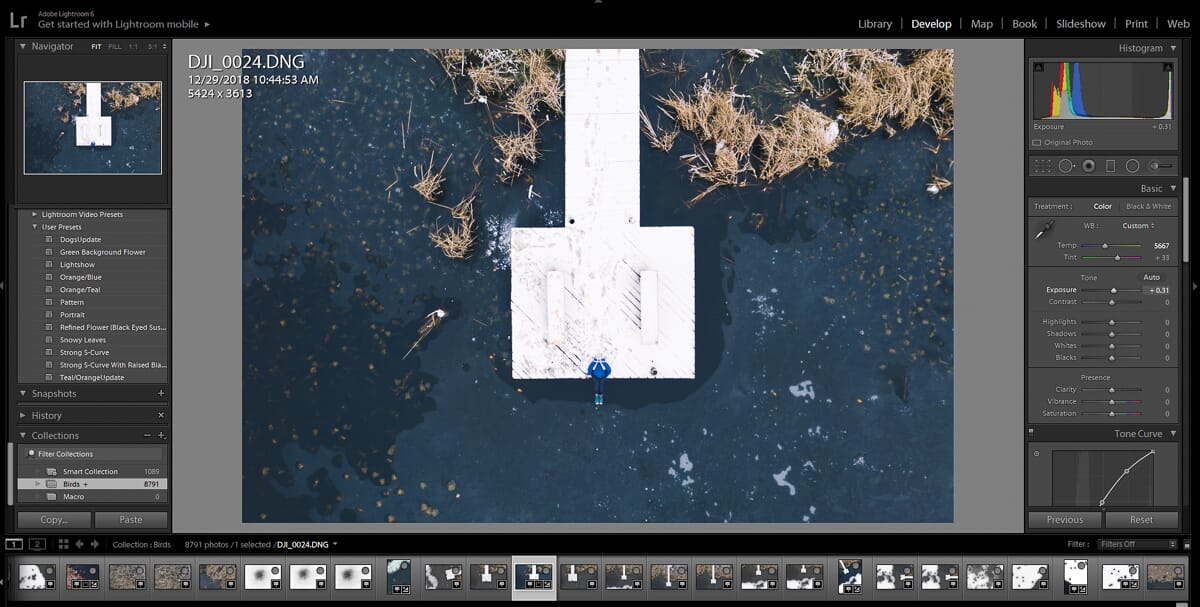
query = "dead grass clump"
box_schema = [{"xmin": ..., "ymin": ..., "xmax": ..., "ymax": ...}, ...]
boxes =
[
  {"xmin": 658, "ymin": 83, "xmax": 758, "ymax": 152},
  {"xmin": 130, "ymin": 81, "xmax": 162, "ymax": 100},
  {"xmin": 431, "ymin": 49, "xmax": 563, "ymax": 182},
  {"xmin": 104, "ymin": 88, "xmax": 137, "ymax": 110},
  {"xmin": 912, "ymin": 48, "xmax": 954, "ymax": 121},
  {"xmin": 758, "ymin": 104, "xmax": 839, "ymax": 181},
  {"xmin": 64, "ymin": 82, "xmax": 87, "ymax": 108},
  {"xmin": 429, "ymin": 192, "xmax": 477, "ymax": 259},
  {"xmin": 494, "ymin": 128, "xmax": 540, "ymax": 183},
  {"xmin": 433, "ymin": 48, "xmax": 467, "ymax": 78},
  {"xmin": 838, "ymin": 50, "xmax": 918, "ymax": 130},
  {"xmin": 927, "ymin": 160, "xmax": 953, "ymax": 195},
  {"xmin": 411, "ymin": 152, "xmax": 451, "ymax": 202},
  {"xmin": 658, "ymin": 82, "xmax": 759, "ymax": 199},
  {"xmin": 103, "ymin": 82, "xmax": 162, "ymax": 111},
  {"xmin": 792, "ymin": 49, "xmax": 954, "ymax": 137},
  {"xmin": 514, "ymin": 49, "xmax": 564, "ymax": 117},
  {"xmin": 792, "ymin": 49, "xmax": 852, "ymax": 98},
  {"xmin": 639, "ymin": 108, "xmax": 679, "ymax": 153},
  {"xmin": 648, "ymin": 49, "xmax": 955, "ymax": 203},
  {"xmin": 404, "ymin": 309, "xmax": 447, "ymax": 359},
  {"xmin": 432, "ymin": 48, "xmax": 518, "ymax": 96},
  {"xmin": 926, "ymin": 112, "xmax": 953, "ymax": 142}
]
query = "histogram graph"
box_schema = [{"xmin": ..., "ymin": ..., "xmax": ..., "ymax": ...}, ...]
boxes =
[{"xmin": 1034, "ymin": 61, "xmax": 1174, "ymax": 120}]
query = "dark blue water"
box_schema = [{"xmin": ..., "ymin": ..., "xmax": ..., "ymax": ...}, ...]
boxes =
[
  {"xmin": 242, "ymin": 49, "xmax": 953, "ymax": 523},
  {"xmin": 23, "ymin": 82, "xmax": 161, "ymax": 174}
]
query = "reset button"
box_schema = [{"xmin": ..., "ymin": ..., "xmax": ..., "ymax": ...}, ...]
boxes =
[{"xmin": 1105, "ymin": 512, "xmax": 1179, "ymax": 529}]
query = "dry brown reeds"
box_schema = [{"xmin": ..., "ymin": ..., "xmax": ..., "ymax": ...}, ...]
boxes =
[
  {"xmin": 757, "ymin": 104, "xmax": 839, "ymax": 181},
  {"xmin": 103, "ymin": 82, "xmax": 162, "ymax": 111},
  {"xmin": 927, "ymin": 160, "xmax": 953, "ymax": 195},
  {"xmin": 658, "ymin": 83, "xmax": 759, "ymax": 201},
  {"xmin": 913, "ymin": 48, "xmax": 954, "ymax": 121},
  {"xmin": 64, "ymin": 82, "xmax": 87, "ymax": 107},
  {"xmin": 429, "ymin": 191, "xmax": 478, "ymax": 259},
  {"xmin": 791, "ymin": 49, "xmax": 850, "ymax": 98},
  {"xmin": 494, "ymin": 128, "xmax": 540, "ymax": 183},
  {"xmin": 431, "ymin": 49, "xmax": 564, "ymax": 182},
  {"xmin": 658, "ymin": 83, "xmax": 758, "ymax": 151},
  {"xmin": 792, "ymin": 49, "xmax": 954, "ymax": 137},
  {"xmin": 130, "ymin": 81, "xmax": 161, "ymax": 100},
  {"xmin": 403, "ymin": 309, "xmax": 447, "ymax": 359},
  {"xmin": 639, "ymin": 108, "xmax": 679, "ymax": 153},
  {"xmin": 647, "ymin": 49, "xmax": 953, "ymax": 203},
  {"xmin": 508, "ymin": 49, "xmax": 564, "ymax": 122},
  {"xmin": 411, "ymin": 152, "xmax": 451, "ymax": 202}
]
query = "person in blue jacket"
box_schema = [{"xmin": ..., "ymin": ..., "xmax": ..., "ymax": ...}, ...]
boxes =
[{"xmin": 587, "ymin": 356, "xmax": 611, "ymax": 405}]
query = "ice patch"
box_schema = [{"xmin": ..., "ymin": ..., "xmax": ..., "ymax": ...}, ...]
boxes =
[
  {"xmin": 789, "ymin": 380, "xmax": 815, "ymax": 400},
  {"xmin": 750, "ymin": 294, "xmax": 778, "ymax": 319},
  {"xmin": 678, "ymin": 453, "xmax": 693, "ymax": 472},
  {"xmin": 482, "ymin": 213, "xmax": 516, "ymax": 270},
  {"xmin": 773, "ymin": 465, "xmax": 797, "ymax": 496}
]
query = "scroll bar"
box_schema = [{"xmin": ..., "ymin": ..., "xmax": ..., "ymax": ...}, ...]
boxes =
[
  {"xmin": 7, "ymin": 443, "xmax": 13, "ymax": 506},
  {"xmin": 1184, "ymin": 177, "xmax": 1189, "ymax": 263}
]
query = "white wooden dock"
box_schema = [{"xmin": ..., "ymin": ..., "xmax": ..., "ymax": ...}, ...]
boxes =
[
  {"xmin": 75, "ymin": 82, "xmax": 111, "ymax": 147},
  {"xmin": 510, "ymin": 49, "xmax": 696, "ymax": 380}
]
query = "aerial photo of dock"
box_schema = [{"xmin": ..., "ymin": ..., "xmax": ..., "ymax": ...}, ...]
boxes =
[{"xmin": 242, "ymin": 48, "xmax": 955, "ymax": 524}]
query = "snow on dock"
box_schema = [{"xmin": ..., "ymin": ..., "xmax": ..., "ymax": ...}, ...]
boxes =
[{"xmin": 511, "ymin": 49, "xmax": 695, "ymax": 379}]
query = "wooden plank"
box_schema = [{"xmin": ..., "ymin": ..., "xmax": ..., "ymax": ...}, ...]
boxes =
[
  {"xmin": 547, "ymin": 271, "xmax": 565, "ymax": 345},
  {"xmin": 640, "ymin": 270, "xmax": 660, "ymax": 345}
]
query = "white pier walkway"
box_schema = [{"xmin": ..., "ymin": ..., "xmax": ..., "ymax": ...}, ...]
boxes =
[
  {"xmin": 75, "ymin": 82, "xmax": 112, "ymax": 147},
  {"xmin": 510, "ymin": 49, "xmax": 695, "ymax": 380}
]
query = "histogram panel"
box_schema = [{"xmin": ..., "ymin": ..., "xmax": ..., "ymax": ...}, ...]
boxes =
[{"xmin": 1035, "ymin": 61, "xmax": 1174, "ymax": 120}]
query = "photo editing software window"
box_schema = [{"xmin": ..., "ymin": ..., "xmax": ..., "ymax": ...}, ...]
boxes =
[{"xmin": 2, "ymin": 7, "xmax": 1192, "ymax": 604}]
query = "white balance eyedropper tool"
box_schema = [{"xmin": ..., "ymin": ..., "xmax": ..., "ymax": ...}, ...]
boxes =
[
  {"xmin": 481, "ymin": 565, "xmax": 491, "ymax": 583},
  {"xmin": 567, "ymin": 565, "xmax": 578, "ymax": 583}
]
